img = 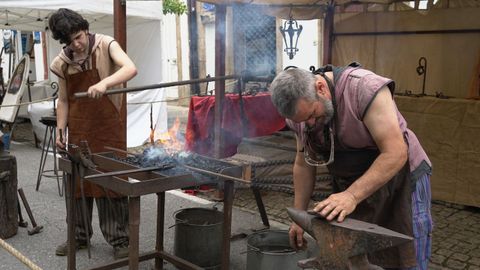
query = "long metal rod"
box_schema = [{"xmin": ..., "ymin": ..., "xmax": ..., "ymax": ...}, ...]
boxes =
[
  {"xmin": 181, "ymin": 164, "xmax": 250, "ymax": 185},
  {"xmin": 83, "ymin": 165, "xmax": 174, "ymax": 179},
  {"xmin": 74, "ymin": 75, "xmax": 238, "ymax": 98}
]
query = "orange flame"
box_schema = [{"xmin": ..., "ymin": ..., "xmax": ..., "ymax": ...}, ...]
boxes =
[{"xmin": 153, "ymin": 117, "xmax": 184, "ymax": 154}]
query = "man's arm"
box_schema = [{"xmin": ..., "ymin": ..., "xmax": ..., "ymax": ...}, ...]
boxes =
[
  {"xmin": 293, "ymin": 136, "xmax": 317, "ymax": 210},
  {"xmin": 56, "ymin": 78, "xmax": 68, "ymax": 149},
  {"xmin": 289, "ymin": 135, "xmax": 316, "ymax": 249},
  {"xmin": 87, "ymin": 41, "xmax": 137, "ymax": 98},
  {"xmin": 314, "ymin": 87, "xmax": 408, "ymax": 221}
]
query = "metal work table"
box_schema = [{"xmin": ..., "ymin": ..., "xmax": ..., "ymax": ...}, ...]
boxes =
[{"xmin": 59, "ymin": 151, "xmax": 237, "ymax": 270}]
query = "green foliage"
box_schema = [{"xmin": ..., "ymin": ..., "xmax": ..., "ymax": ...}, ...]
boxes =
[{"xmin": 163, "ymin": 0, "xmax": 187, "ymax": 15}]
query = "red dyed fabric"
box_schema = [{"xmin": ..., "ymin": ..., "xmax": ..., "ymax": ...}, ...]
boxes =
[{"xmin": 185, "ymin": 93, "xmax": 286, "ymax": 157}]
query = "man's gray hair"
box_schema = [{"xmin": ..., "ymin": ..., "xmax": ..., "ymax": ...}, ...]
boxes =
[{"xmin": 270, "ymin": 68, "xmax": 317, "ymax": 118}]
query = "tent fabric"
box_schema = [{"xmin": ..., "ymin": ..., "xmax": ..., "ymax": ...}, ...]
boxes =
[
  {"xmin": 332, "ymin": 7, "xmax": 480, "ymax": 98},
  {"xmin": 0, "ymin": 0, "xmax": 168, "ymax": 147},
  {"xmin": 395, "ymin": 95, "xmax": 480, "ymax": 208}
]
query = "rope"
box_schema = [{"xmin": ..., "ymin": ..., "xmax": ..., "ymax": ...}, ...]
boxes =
[
  {"xmin": 0, "ymin": 96, "xmax": 56, "ymax": 108},
  {"xmin": 0, "ymin": 237, "xmax": 43, "ymax": 270}
]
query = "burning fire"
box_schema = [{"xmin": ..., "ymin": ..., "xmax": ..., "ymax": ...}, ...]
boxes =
[{"xmin": 151, "ymin": 117, "xmax": 185, "ymax": 154}]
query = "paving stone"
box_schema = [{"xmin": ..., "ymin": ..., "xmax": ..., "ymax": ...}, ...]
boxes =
[
  {"xmin": 469, "ymin": 249, "xmax": 480, "ymax": 257},
  {"xmin": 445, "ymin": 259, "xmax": 467, "ymax": 270},
  {"xmin": 450, "ymin": 253, "xmax": 470, "ymax": 262},
  {"xmin": 429, "ymin": 263, "xmax": 449, "ymax": 270},
  {"xmin": 435, "ymin": 248, "xmax": 454, "ymax": 257},
  {"xmin": 437, "ymin": 240, "xmax": 456, "ymax": 249},
  {"xmin": 430, "ymin": 254, "xmax": 447, "ymax": 265},
  {"xmin": 470, "ymin": 257, "xmax": 480, "ymax": 266}
]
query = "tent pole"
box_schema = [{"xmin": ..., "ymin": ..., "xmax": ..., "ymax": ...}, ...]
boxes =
[
  {"xmin": 323, "ymin": 3, "xmax": 334, "ymax": 65},
  {"xmin": 214, "ymin": 4, "xmax": 226, "ymax": 160},
  {"xmin": 188, "ymin": 0, "xmax": 200, "ymax": 95},
  {"xmin": 114, "ymin": 0, "xmax": 127, "ymax": 51}
]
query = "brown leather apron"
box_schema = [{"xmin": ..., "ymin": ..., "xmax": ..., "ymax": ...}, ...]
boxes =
[{"xmin": 63, "ymin": 52, "xmax": 126, "ymax": 198}]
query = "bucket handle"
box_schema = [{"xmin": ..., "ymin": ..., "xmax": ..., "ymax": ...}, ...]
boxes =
[{"xmin": 167, "ymin": 220, "xmax": 187, "ymax": 229}]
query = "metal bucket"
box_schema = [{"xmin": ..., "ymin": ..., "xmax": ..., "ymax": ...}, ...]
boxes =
[
  {"xmin": 247, "ymin": 230, "xmax": 307, "ymax": 270},
  {"xmin": 173, "ymin": 207, "xmax": 223, "ymax": 270}
]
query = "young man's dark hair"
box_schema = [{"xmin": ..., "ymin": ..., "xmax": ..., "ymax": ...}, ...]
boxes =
[{"xmin": 48, "ymin": 8, "xmax": 89, "ymax": 45}]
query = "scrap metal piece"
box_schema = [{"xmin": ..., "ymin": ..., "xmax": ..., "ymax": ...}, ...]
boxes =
[{"xmin": 287, "ymin": 208, "xmax": 413, "ymax": 270}]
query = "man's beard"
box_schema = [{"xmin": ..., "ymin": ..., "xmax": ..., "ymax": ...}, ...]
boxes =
[
  {"xmin": 305, "ymin": 96, "xmax": 334, "ymax": 131},
  {"xmin": 321, "ymin": 96, "xmax": 334, "ymax": 124}
]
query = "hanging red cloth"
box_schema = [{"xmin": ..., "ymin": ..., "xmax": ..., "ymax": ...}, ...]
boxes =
[{"xmin": 185, "ymin": 93, "xmax": 286, "ymax": 157}]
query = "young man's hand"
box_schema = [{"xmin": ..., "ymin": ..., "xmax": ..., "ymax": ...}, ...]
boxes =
[{"xmin": 87, "ymin": 81, "xmax": 107, "ymax": 99}]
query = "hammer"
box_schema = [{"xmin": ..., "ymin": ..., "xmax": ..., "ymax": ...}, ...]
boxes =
[
  {"xmin": 18, "ymin": 188, "xmax": 43, "ymax": 235},
  {"xmin": 287, "ymin": 208, "xmax": 413, "ymax": 270}
]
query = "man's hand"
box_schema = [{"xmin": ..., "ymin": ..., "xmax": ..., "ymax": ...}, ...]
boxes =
[
  {"xmin": 312, "ymin": 190, "xmax": 357, "ymax": 222},
  {"xmin": 87, "ymin": 81, "xmax": 107, "ymax": 99},
  {"xmin": 289, "ymin": 222, "xmax": 307, "ymax": 250}
]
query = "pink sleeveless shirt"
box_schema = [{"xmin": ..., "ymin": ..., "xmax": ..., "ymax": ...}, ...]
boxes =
[{"xmin": 288, "ymin": 66, "xmax": 431, "ymax": 180}]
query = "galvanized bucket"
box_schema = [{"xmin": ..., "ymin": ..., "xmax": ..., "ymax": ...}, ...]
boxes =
[
  {"xmin": 173, "ymin": 207, "xmax": 223, "ymax": 270},
  {"xmin": 247, "ymin": 230, "xmax": 307, "ymax": 270}
]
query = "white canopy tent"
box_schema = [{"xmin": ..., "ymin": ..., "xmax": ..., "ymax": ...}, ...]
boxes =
[{"xmin": 0, "ymin": 0, "xmax": 169, "ymax": 147}]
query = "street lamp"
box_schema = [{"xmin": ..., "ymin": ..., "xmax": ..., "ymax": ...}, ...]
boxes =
[{"xmin": 279, "ymin": 15, "xmax": 303, "ymax": 60}]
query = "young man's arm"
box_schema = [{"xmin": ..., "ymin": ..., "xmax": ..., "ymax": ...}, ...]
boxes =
[
  {"xmin": 313, "ymin": 87, "xmax": 408, "ymax": 222},
  {"xmin": 56, "ymin": 78, "xmax": 68, "ymax": 149},
  {"xmin": 87, "ymin": 41, "xmax": 137, "ymax": 98}
]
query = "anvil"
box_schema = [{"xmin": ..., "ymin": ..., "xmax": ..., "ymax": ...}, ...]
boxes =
[{"xmin": 287, "ymin": 208, "xmax": 413, "ymax": 270}]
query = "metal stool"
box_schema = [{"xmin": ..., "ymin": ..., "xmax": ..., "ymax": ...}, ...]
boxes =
[{"xmin": 35, "ymin": 115, "xmax": 63, "ymax": 196}]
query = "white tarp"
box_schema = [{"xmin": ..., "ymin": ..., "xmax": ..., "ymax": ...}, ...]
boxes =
[{"xmin": 0, "ymin": 0, "xmax": 168, "ymax": 147}]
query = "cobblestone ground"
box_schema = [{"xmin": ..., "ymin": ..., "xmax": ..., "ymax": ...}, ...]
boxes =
[{"xmin": 208, "ymin": 188, "xmax": 480, "ymax": 270}]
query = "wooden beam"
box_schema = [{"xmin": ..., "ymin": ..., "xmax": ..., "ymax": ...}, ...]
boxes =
[
  {"xmin": 214, "ymin": 4, "xmax": 226, "ymax": 158},
  {"xmin": 113, "ymin": 0, "xmax": 126, "ymax": 50},
  {"xmin": 323, "ymin": 3, "xmax": 334, "ymax": 65}
]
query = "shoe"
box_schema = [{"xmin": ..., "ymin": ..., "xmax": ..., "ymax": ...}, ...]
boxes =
[
  {"xmin": 113, "ymin": 245, "xmax": 129, "ymax": 259},
  {"xmin": 55, "ymin": 240, "xmax": 88, "ymax": 256}
]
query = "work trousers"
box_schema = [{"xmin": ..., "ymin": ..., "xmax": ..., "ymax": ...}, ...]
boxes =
[
  {"xmin": 387, "ymin": 173, "xmax": 433, "ymax": 270},
  {"xmin": 74, "ymin": 197, "xmax": 129, "ymax": 248}
]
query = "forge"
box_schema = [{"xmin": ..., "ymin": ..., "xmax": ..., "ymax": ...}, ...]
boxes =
[{"xmin": 58, "ymin": 141, "xmax": 243, "ymax": 270}]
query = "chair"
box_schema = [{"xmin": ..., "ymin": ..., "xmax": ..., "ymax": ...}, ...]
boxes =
[{"xmin": 35, "ymin": 115, "xmax": 63, "ymax": 196}]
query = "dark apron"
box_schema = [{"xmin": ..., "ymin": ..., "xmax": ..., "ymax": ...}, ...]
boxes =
[
  {"xmin": 327, "ymin": 148, "xmax": 416, "ymax": 268},
  {"xmin": 63, "ymin": 52, "xmax": 126, "ymax": 198}
]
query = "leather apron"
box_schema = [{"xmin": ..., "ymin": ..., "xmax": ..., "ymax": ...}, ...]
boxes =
[
  {"xmin": 327, "ymin": 147, "xmax": 416, "ymax": 268},
  {"xmin": 63, "ymin": 52, "xmax": 126, "ymax": 198}
]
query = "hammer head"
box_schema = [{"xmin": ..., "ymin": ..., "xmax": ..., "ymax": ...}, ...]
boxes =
[
  {"xmin": 28, "ymin": 225, "xmax": 43, "ymax": 235},
  {"xmin": 287, "ymin": 208, "xmax": 413, "ymax": 269}
]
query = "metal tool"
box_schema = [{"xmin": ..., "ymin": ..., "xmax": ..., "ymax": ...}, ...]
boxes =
[
  {"xmin": 17, "ymin": 200, "xmax": 28, "ymax": 228},
  {"xmin": 17, "ymin": 188, "xmax": 43, "ymax": 235},
  {"xmin": 287, "ymin": 208, "xmax": 413, "ymax": 270}
]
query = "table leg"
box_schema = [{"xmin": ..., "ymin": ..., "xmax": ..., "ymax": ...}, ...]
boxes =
[
  {"xmin": 66, "ymin": 170, "xmax": 76, "ymax": 270},
  {"xmin": 221, "ymin": 180, "xmax": 234, "ymax": 270},
  {"xmin": 128, "ymin": 196, "xmax": 140, "ymax": 270},
  {"xmin": 155, "ymin": 192, "xmax": 165, "ymax": 270}
]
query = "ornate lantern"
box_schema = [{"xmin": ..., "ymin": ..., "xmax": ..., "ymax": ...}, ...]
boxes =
[{"xmin": 279, "ymin": 15, "xmax": 303, "ymax": 60}]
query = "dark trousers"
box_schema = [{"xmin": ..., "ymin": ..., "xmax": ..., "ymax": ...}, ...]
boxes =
[{"xmin": 74, "ymin": 197, "xmax": 129, "ymax": 247}]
